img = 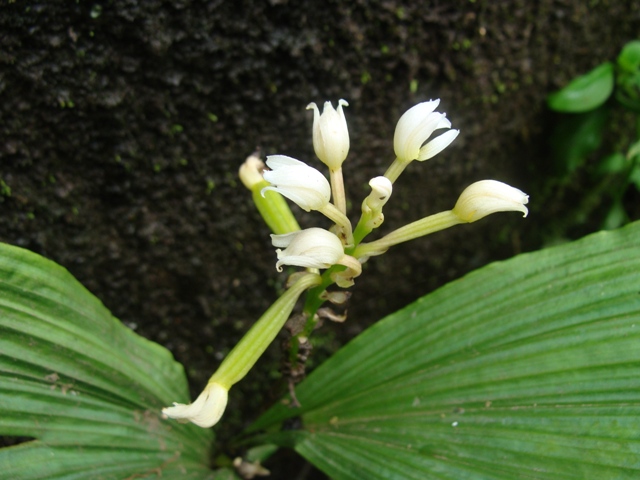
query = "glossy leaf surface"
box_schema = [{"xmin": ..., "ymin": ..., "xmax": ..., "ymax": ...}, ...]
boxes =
[
  {"xmin": 0, "ymin": 243, "xmax": 214, "ymax": 479},
  {"xmin": 251, "ymin": 221, "xmax": 640, "ymax": 479}
]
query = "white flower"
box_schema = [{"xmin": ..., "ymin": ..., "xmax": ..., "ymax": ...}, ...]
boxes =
[
  {"xmin": 393, "ymin": 100, "xmax": 459, "ymax": 163},
  {"xmin": 452, "ymin": 180, "xmax": 529, "ymax": 223},
  {"xmin": 162, "ymin": 381, "xmax": 228, "ymax": 428},
  {"xmin": 271, "ymin": 227, "xmax": 344, "ymax": 272},
  {"xmin": 262, "ymin": 155, "xmax": 331, "ymax": 212},
  {"xmin": 307, "ymin": 99, "xmax": 350, "ymax": 170}
]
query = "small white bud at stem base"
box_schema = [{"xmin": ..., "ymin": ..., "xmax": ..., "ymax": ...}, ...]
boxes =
[
  {"xmin": 239, "ymin": 154, "xmax": 266, "ymax": 190},
  {"xmin": 162, "ymin": 273, "xmax": 321, "ymax": 428},
  {"xmin": 162, "ymin": 381, "xmax": 228, "ymax": 428}
]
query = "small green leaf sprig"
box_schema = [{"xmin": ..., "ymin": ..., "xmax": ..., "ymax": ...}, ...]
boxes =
[{"xmin": 547, "ymin": 40, "xmax": 640, "ymax": 230}]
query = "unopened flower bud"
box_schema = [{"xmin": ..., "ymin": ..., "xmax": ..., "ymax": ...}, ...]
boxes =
[
  {"xmin": 365, "ymin": 176, "xmax": 393, "ymax": 212},
  {"xmin": 162, "ymin": 381, "xmax": 228, "ymax": 428},
  {"xmin": 238, "ymin": 154, "xmax": 266, "ymax": 190},
  {"xmin": 271, "ymin": 227, "xmax": 344, "ymax": 272},
  {"xmin": 453, "ymin": 180, "xmax": 529, "ymax": 223},
  {"xmin": 394, "ymin": 100, "xmax": 457, "ymax": 163},
  {"xmin": 307, "ymin": 99, "xmax": 350, "ymax": 170},
  {"xmin": 262, "ymin": 155, "xmax": 330, "ymax": 212}
]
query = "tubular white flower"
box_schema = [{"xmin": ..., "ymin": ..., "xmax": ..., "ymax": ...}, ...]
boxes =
[
  {"xmin": 452, "ymin": 180, "xmax": 529, "ymax": 223},
  {"xmin": 393, "ymin": 100, "xmax": 457, "ymax": 163},
  {"xmin": 262, "ymin": 155, "xmax": 330, "ymax": 212},
  {"xmin": 271, "ymin": 227, "xmax": 344, "ymax": 272},
  {"xmin": 307, "ymin": 99, "xmax": 350, "ymax": 170},
  {"xmin": 162, "ymin": 381, "xmax": 228, "ymax": 428}
]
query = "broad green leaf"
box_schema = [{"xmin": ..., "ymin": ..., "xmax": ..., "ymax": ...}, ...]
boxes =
[
  {"xmin": 0, "ymin": 242, "xmax": 214, "ymax": 479},
  {"xmin": 250, "ymin": 221, "xmax": 640, "ymax": 479},
  {"xmin": 548, "ymin": 62, "xmax": 614, "ymax": 112}
]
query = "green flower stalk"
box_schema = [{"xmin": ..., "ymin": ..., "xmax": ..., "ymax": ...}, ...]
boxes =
[
  {"xmin": 354, "ymin": 180, "xmax": 529, "ymax": 259},
  {"xmin": 354, "ymin": 210, "xmax": 463, "ymax": 259},
  {"xmin": 162, "ymin": 272, "xmax": 321, "ymax": 428}
]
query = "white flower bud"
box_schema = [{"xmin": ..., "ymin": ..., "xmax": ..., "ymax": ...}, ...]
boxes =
[
  {"xmin": 307, "ymin": 99, "xmax": 350, "ymax": 170},
  {"xmin": 262, "ymin": 155, "xmax": 331, "ymax": 212},
  {"xmin": 271, "ymin": 227, "xmax": 344, "ymax": 272},
  {"xmin": 365, "ymin": 176, "xmax": 393, "ymax": 211},
  {"xmin": 162, "ymin": 381, "xmax": 228, "ymax": 428},
  {"xmin": 238, "ymin": 153, "xmax": 266, "ymax": 190},
  {"xmin": 452, "ymin": 180, "xmax": 529, "ymax": 223},
  {"xmin": 394, "ymin": 100, "xmax": 458, "ymax": 163}
]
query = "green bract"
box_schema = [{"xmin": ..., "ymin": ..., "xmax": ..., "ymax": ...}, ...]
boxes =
[{"xmin": 548, "ymin": 62, "xmax": 614, "ymax": 113}]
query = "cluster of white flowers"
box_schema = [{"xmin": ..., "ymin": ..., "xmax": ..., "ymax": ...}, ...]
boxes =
[
  {"xmin": 163, "ymin": 96, "xmax": 529, "ymax": 431},
  {"xmin": 254, "ymin": 98, "xmax": 528, "ymax": 278}
]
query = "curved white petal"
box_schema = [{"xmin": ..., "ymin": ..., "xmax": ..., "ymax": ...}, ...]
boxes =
[
  {"xmin": 417, "ymin": 129, "xmax": 460, "ymax": 161},
  {"xmin": 453, "ymin": 180, "xmax": 529, "ymax": 223},
  {"xmin": 262, "ymin": 155, "xmax": 330, "ymax": 211},
  {"xmin": 271, "ymin": 228, "xmax": 344, "ymax": 271},
  {"xmin": 393, "ymin": 100, "xmax": 443, "ymax": 162},
  {"xmin": 393, "ymin": 100, "xmax": 460, "ymax": 164}
]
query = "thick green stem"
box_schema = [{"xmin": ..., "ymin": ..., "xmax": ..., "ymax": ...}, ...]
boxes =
[
  {"xmin": 352, "ymin": 209, "xmax": 373, "ymax": 247},
  {"xmin": 210, "ymin": 272, "xmax": 321, "ymax": 388},
  {"xmin": 252, "ymin": 180, "xmax": 301, "ymax": 235}
]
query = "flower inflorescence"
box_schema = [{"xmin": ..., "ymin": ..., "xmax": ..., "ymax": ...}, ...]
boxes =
[
  {"xmin": 162, "ymin": 97, "xmax": 528, "ymax": 430},
  {"xmin": 258, "ymin": 98, "xmax": 528, "ymax": 272}
]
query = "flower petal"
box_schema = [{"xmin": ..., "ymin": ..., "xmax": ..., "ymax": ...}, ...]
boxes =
[{"xmin": 417, "ymin": 129, "xmax": 460, "ymax": 161}]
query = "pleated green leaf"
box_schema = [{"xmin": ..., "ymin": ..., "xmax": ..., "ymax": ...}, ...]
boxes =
[
  {"xmin": 0, "ymin": 242, "xmax": 214, "ymax": 479},
  {"xmin": 250, "ymin": 221, "xmax": 640, "ymax": 479}
]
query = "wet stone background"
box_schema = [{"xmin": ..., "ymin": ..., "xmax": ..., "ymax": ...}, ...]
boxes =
[{"xmin": 1, "ymin": 0, "xmax": 638, "ymax": 475}]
